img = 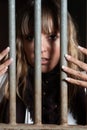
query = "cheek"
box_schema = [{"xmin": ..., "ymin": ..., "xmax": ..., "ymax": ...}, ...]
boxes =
[
  {"xmin": 46, "ymin": 44, "xmax": 60, "ymax": 72},
  {"xmin": 54, "ymin": 44, "xmax": 60, "ymax": 62},
  {"xmin": 23, "ymin": 43, "xmax": 35, "ymax": 65}
]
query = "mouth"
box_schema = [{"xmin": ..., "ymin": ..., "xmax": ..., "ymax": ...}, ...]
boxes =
[{"xmin": 41, "ymin": 58, "xmax": 50, "ymax": 65}]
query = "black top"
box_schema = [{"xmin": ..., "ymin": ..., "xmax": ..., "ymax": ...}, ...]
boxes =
[{"xmin": 0, "ymin": 65, "xmax": 86, "ymax": 125}]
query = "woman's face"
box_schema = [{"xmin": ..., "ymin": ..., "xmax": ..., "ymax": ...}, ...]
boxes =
[{"xmin": 23, "ymin": 32, "xmax": 60, "ymax": 73}]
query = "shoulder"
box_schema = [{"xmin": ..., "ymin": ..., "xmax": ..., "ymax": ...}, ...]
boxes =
[{"xmin": 69, "ymin": 87, "xmax": 86, "ymax": 125}]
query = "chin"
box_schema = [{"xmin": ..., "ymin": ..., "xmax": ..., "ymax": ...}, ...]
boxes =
[{"xmin": 41, "ymin": 66, "xmax": 52, "ymax": 73}]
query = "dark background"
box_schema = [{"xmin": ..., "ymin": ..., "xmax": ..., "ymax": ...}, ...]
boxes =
[
  {"xmin": 68, "ymin": 0, "xmax": 86, "ymax": 46},
  {"xmin": 0, "ymin": 0, "xmax": 86, "ymax": 51}
]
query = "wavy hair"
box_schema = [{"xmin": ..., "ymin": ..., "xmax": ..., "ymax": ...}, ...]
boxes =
[{"xmin": 16, "ymin": 0, "xmax": 83, "ymax": 102}]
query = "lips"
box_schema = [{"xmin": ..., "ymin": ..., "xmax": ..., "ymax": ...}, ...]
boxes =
[{"xmin": 41, "ymin": 58, "xmax": 50, "ymax": 65}]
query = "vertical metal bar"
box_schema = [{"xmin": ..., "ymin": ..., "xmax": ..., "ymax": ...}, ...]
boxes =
[
  {"xmin": 85, "ymin": 0, "xmax": 87, "ymax": 47},
  {"xmin": 34, "ymin": 0, "xmax": 42, "ymax": 124},
  {"xmin": 60, "ymin": 0, "xmax": 68, "ymax": 125},
  {"xmin": 8, "ymin": 0, "xmax": 16, "ymax": 124},
  {"xmin": 86, "ymin": 0, "xmax": 87, "ymax": 124}
]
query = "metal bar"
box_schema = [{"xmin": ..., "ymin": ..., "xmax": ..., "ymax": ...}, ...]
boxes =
[
  {"xmin": 8, "ymin": 0, "xmax": 16, "ymax": 124},
  {"xmin": 60, "ymin": 0, "xmax": 68, "ymax": 125},
  {"xmin": 34, "ymin": 0, "xmax": 42, "ymax": 124},
  {"xmin": 85, "ymin": 0, "xmax": 87, "ymax": 44},
  {"xmin": 85, "ymin": 0, "xmax": 87, "ymax": 47},
  {"xmin": 86, "ymin": 0, "xmax": 87, "ymax": 124}
]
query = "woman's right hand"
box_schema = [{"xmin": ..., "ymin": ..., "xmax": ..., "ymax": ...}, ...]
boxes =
[{"xmin": 0, "ymin": 47, "xmax": 13, "ymax": 76}]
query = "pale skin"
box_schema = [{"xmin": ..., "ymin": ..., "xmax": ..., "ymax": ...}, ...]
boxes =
[
  {"xmin": 62, "ymin": 46, "xmax": 87, "ymax": 88},
  {"xmin": 0, "ymin": 47, "xmax": 13, "ymax": 76},
  {"xmin": 23, "ymin": 32, "xmax": 60, "ymax": 73},
  {"xmin": 23, "ymin": 32, "xmax": 87, "ymax": 88},
  {"xmin": 0, "ymin": 43, "xmax": 87, "ymax": 88}
]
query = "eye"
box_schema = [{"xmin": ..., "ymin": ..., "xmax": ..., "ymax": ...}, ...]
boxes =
[
  {"xmin": 24, "ymin": 35, "xmax": 34, "ymax": 42},
  {"xmin": 48, "ymin": 34, "xmax": 57, "ymax": 41}
]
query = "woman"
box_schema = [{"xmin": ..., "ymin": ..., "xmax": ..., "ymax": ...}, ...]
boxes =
[{"xmin": 0, "ymin": 0, "xmax": 87, "ymax": 125}]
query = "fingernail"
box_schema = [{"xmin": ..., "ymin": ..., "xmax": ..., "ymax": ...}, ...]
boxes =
[
  {"xmin": 6, "ymin": 47, "xmax": 10, "ymax": 51},
  {"xmin": 78, "ymin": 46, "xmax": 83, "ymax": 50},
  {"xmin": 5, "ymin": 66, "xmax": 8, "ymax": 70},
  {"xmin": 62, "ymin": 65, "xmax": 65, "ymax": 69},
  {"xmin": 65, "ymin": 77, "xmax": 70, "ymax": 81},
  {"xmin": 65, "ymin": 54, "xmax": 71, "ymax": 59}
]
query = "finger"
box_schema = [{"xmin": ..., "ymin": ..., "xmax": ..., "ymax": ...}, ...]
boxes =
[
  {"xmin": 78, "ymin": 46, "xmax": 87, "ymax": 55},
  {"xmin": 0, "ymin": 67, "xmax": 8, "ymax": 76},
  {"xmin": 62, "ymin": 66, "xmax": 87, "ymax": 81},
  {"xmin": 65, "ymin": 77, "xmax": 87, "ymax": 88},
  {"xmin": 0, "ymin": 47, "xmax": 10, "ymax": 60},
  {"xmin": 0, "ymin": 58, "xmax": 13, "ymax": 70},
  {"xmin": 65, "ymin": 54, "xmax": 87, "ymax": 72}
]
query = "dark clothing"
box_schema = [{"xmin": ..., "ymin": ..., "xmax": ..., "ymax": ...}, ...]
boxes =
[
  {"xmin": 23, "ymin": 65, "xmax": 61, "ymax": 124},
  {"xmin": 0, "ymin": 66, "xmax": 87, "ymax": 125},
  {"xmin": 69, "ymin": 88, "xmax": 87, "ymax": 125}
]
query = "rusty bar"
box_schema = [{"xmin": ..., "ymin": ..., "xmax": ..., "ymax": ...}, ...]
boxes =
[
  {"xmin": 60, "ymin": 0, "xmax": 68, "ymax": 125},
  {"xmin": 8, "ymin": 0, "xmax": 16, "ymax": 124},
  {"xmin": 0, "ymin": 124, "xmax": 87, "ymax": 130},
  {"xmin": 85, "ymin": 0, "xmax": 87, "ymax": 47},
  {"xmin": 34, "ymin": 0, "xmax": 42, "ymax": 124},
  {"xmin": 86, "ymin": 0, "xmax": 87, "ymax": 124}
]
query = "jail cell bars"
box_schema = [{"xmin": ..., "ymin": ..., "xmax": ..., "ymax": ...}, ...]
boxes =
[
  {"xmin": 34, "ymin": 0, "xmax": 42, "ymax": 125},
  {"xmin": 0, "ymin": 0, "xmax": 87, "ymax": 130},
  {"xmin": 60, "ymin": 0, "xmax": 68, "ymax": 125},
  {"xmin": 9, "ymin": 0, "xmax": 16, "ymax": 124}
]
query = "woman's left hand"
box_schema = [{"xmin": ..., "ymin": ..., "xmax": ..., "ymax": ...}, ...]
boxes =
[{"xmin": 62, "ymin": 46, "xmax": 87, "ymax": 88}]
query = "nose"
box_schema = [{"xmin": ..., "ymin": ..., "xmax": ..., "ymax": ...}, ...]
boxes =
[{"xmin": 41, "ymin": 34, "xmax": 48, "ymax": 53}]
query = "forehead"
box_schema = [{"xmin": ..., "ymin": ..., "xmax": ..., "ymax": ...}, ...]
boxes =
[{"xmin": 21, "ymin": 2, "xmax": 60, "ymax": 36}]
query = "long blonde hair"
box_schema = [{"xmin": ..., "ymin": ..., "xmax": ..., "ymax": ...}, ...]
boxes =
[{"xmin": 16, "ymin": 0, "xmax": 83, "ymax": 100}]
